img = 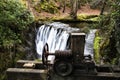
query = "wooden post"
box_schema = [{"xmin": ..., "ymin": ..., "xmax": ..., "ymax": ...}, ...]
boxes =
[{"xmin": 70, "ymin": 33, "xmax": 85, "ymax": 63}]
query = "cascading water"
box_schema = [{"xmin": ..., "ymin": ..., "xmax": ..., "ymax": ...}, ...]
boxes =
[
  {"xmin": 36, "ymin": 22, "xmax": 97, "ymax": 61},
  {"xmin": 35, "ymin": 22, "xmax": 79, "ymax": 61},
  {"xmin": 84, "ymin": 29, "xmax": 97, "ymax": 58}
]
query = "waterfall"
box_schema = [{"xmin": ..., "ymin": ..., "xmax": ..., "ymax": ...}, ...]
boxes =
[
  {"xmin": 84, "ymin": 29, "xmax": 97, "ymax": 58},
  {"xmin": 36, "ymin": 22, "xmax": 97, "ymax": 61},
  {"xmin": 35, "ymin": 22, "xmax": 79, "ymax": 61}
]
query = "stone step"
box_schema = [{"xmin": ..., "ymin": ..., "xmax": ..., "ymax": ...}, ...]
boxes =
[
  {"xmin": 6, "ymin": 68, "xmax": 47, "ymax": 80},
  {"xmin": 96, "ymin": 64, "xmax": 120, "ymax": 72}
]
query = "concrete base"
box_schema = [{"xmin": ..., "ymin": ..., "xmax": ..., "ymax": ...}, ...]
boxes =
[
  {"xmin": 6, "ymin": 60, "xmax": 120, "ymax": 80},
  {"xmin": 50, "ymin": 71, "xmax": 120, "ymax": 80},
  {"xmin": 6, "ymin": 60, "xmax": 47, "ymax": 80},
  {"xmin": 6, "ymin": 68, "xmax": 47, "ymax": 80}
]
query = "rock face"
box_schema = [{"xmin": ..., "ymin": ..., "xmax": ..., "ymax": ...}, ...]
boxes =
[{"xmin": 24, "ymin": 23, "xmax": 37, "ymax": 60}]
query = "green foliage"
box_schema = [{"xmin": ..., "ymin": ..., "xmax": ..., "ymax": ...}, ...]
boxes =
[
  {"xmin": 0, "ymin": 0, "xmax": 34, "ymax": 80},
  {"xmin": 94, "ymin": 31, "xmax": 101, "ymax": 64},
  {"xmin": 111, "ymin": 0, "xmax": 120, "ymax": 64},
  {"xmin": 0, "ymin": 0, "xmax": 34, "ymax": 48},
  {"xmin": 93, "ymin": 0, "xmax": 120, "ymax": 64},
  {"xmin": 0, "ymin": 53, "xmax": 12, "ymax": 80},
  {"xmin": 34, "ymin": 0, "xmax": 58, "ymax": 14},
  {"xmin": 112, "ymin": 0, "xmax": 120, "ymax": 43}
]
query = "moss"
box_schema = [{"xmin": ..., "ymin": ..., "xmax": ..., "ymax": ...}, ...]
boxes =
[
  {"xmin": 111, "ymin": 58, "xmax": 118, "ymax": 65},
  {"xmin": 77, "ymin": 14, "xmax": 88, "ymax": 20},
  {"xmin": 89, "ymin": 17, "xmax": 99, "ymax": 22},
  {"xmin": 0, "ymin": 73, "xmax": 6, "ymax": 80},
  {"xmin": 77, "ymin": 14, "xmax": 99, "ymax": 22},
  {"xmin": 35, "ymin": 59, "xmax": 42, "ymax": 62},
  {"xmin": 94, "ymin": 31, "xmax": 101, "ymax": 64},
  {"xmin": 55, "ymin": 14, "xmax": 99, "ymax": 22},
  {"xmin": 50, "ymin": 15, "xmax": 99, "ymax": 23}
]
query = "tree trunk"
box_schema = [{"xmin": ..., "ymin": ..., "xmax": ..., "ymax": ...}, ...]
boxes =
[
  {"xmin": 59, "ymin": 0, "xmax": 66, "ymax": 13},
  {"xmin": 70, "ymin": 0, "xmax": 78, "ymax": 19},
  {"xmin": 90, "ymin": 0, "xmax": 103, "ymax": 9},
  {"xmin": 78, "ymin": 0, "xmax": 81, "ymax": 9},
  {"xmin": 100, "ymin": 0, "xmax": 106, "ymax": 15},
  {"xmin": 62, "ymin": 1, "xmax": 66, "ymax": 13}
]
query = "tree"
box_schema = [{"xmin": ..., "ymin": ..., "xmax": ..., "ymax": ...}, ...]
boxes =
[
  {"xmin": 70, "ymin": 0, "xmax": 78, "ymax": 19},
  {"xmin": 98, "ymin": 0, "xmax": 120, "ymax": 64},
  {"xmin": 90, "ymin": 0, "xmax": 104, "ymax": 9},
  {"xmin": 0, "ymin": 0, "xmax": 34, "ymax": 49},
  {"xmin": 59, "ymin": 0, "xmax": 66, "ymax": 13},
  {"xmin": 100, "ymin": 0, "xmax": 107, "ymax": 15},
  {"xmin": 78, "ymin": 0, "xmax": 81, "ymax": 9},
  {"xmin": 62, "ymin": 0, "xmax": 66, "ymax": 13},
  {"xmin": 114, "ymin": 0, "xmax": 120, "ymax": 65},
  {"xmin": 0, "ymin": 0, "xmax": 34, "ymax": 79}
]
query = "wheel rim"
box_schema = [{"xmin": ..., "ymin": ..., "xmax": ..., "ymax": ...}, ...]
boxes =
[
  {"xmin": 53, "ymin": 60, "xmax": 73, "ymax": 76},
  {"xmin": 42, "ymin": 43, "xmax": 49, "ymax": 66}
]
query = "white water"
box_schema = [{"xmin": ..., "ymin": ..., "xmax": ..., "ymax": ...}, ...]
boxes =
[
  {"xmin": 35, "ymin": 22, "xmax": 79, "ymax": 61},
  {"xmin": 84, "ymin": 29, "xmax": 97, "ymax": 57},
  {"xmin": 36, "ymin": 22, "xmax": 97, "ymax": 61}
]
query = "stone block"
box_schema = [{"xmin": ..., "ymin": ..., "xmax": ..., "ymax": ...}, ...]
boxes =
[{"xmin": 6, "ymin": 68, "xmax": 47, "ymax": 80}]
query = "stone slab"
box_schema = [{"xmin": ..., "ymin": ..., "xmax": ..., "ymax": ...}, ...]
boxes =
[
  {"xmin": 96, "ymin": 64, "xmax": 120, "ymax": 72},
  {"xmin": 6, "ymin": 68, "xmax": 47, "ymax": 80},
  {"xmin": 50, "ymin": 71, "xmax": 120, "ymax": 80}
]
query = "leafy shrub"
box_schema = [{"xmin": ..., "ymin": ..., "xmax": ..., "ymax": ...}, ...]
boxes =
[
  {"xmin": 0, "ymin": 0, "xmax": 34, "ymax": 48},
  {"xmin": 0, "ymin": 0, "xmax": 34, "ymax": 80}
]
